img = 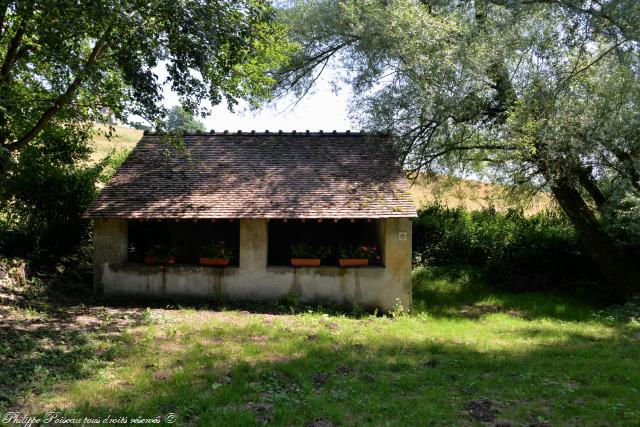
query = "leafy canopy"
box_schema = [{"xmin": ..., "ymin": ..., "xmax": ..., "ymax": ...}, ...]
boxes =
[
  {"xmin": 0, "ymin": 0, "xmax": 294, "ymax": 154},
  {"xmin": 277, "ymin": 0, "xmax": 639, "ymax": 187},
  {"xmin": 0, "ymin": 0, "xmax": 294, "ymax": 256},
  {"xmin": 164, "ymin": 105, "xmax": 206, "ymax": 133},
  {"xmin": 274, "ymin": 0, "xmax": 640, "ymax": 296}
]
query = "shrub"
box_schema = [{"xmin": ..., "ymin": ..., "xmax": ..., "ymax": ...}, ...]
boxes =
[
  {"xmin": 0, "ymin": 125, "xmax": 105, "ymax": 257},
  {"xmin": 412, "ymin": 204, "xmax": 602, "ymax": 292},
  {"xmin": 603, "ymin": 192, "xmax": 640, "ymax": 259},
  {"xmin": 337, "ymin": 243, "xmax": 380, "ymax": 261},
  {"xmin": 201, "ymin": 241, "xmax": 234, "ymax": 260}
]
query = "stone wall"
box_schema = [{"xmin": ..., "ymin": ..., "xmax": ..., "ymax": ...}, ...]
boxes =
[
  {"xmin": 93, "ymin": 218, "xmax": 128, "ymax": 294},
  {"xmin": 94, "ymin": 218, "xmax": 412, "ymax": 311}
]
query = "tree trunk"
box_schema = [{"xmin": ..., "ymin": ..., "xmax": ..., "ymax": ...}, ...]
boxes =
[
  {"xmin": 550, "ymin": 179, "xmax": 639, "ymax": 300},
  {"xmin": 0, "ymin": 145, "xmax": 8, "ymax": 187},
  {"xmin": 577, "ymin": 168, "xmax": 606, "ymax": 212}
]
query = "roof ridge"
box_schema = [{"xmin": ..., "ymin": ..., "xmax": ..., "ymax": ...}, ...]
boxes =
[{"xmin": 142, "ymin": 129, "xmax": 392, "ymax": 137}]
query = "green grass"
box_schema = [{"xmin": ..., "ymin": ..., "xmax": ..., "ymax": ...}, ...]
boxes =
[
  {"xmin": 3, "ymin": 266, "xmax": 639, "ymax": 425},
  {"xmin": 90, "ymin": 124, "xmax": 141, "ymax": 163}
]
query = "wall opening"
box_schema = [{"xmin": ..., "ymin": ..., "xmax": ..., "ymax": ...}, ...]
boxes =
[
  {"xmin": 127, "ymin": 220, "xmax": 240, "ymax": 265},
  {"xmin": 267, "ymin": 219, "xmax": 384, "ymax": 267}
]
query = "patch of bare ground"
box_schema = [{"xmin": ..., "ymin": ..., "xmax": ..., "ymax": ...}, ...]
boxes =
[
  {"xmin": 244, "ymin": 401, "xmax": 274, "ymax": 423},
  {"xmin": 261, "ymin": 353, "xmax": 294, "ymax": 364},
  {"xmin": 312, "ymin": 372, "xmax": 329, "ymax": 388},
  {"xmin": 152, "ymin": 370, "xmax": 173, "ymax": 381},
  {"xmin": 464, "ymin": 398, "xmax": 497, "ymax": 422},
  {"xmin": 305, "ymin": 419, "xmax": 336, "ymax": 427},
  {"xmin": 334, "ymin": 364, "xmax": 355, "ymax": 375}
]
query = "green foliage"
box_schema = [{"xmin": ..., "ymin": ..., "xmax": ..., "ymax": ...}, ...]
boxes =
[
  {"xmin": 0, "ymin": 125, "xmax": 103, "ymax": 255},
  {"xmin": 412, "ymin": 204, "xmax": 600, "ymax": 293},
  {"xmin": 275, "ymin": 0, "xmax": 640, "ymax": 294},
  {"xmin": 279, "ymin": 291, "xmax": 301, "ymax": 309},
  {"xmin": 0, "ymin": 0, "xmax": 294, "ymax": 262},
  {"xmin": 163, "ymin": 105, "xmax": 206, "ymax": 133},
  {"xmin": 0, "ymin": 0, "xmax": 294, "ymax": 154},
  {"xmin": 337, "ymin": 243, "xmax": 379, "ymax": 260},
  {"xmin": 277, "ymin": 0, "xmax": 639, "ymax": 189},
  {"xmin": 99, "ymin": 148, "xmax": 131, "ymax": 183},
  {"xmin": 201, "ymin": 241, "xmax": 233, "ymax": 260},
  {"xmin": 290, "ymin": 242, "xmax": 331, "ymax": 259},
  {"xmin": 604, "ymin": 192, "xmax": 640, "ymax": 253}
]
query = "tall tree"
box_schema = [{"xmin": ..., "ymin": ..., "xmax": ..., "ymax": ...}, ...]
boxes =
[
  {"xmin": 275, "ymin": 0, "xmax": 640, "ymax": 298},
  {"xmin": 0, "ymin": 0, "xmax": 292, "ymax": 174},
  {"xmin": 164, "ymin": 105, "xmax": 206, "ymax": 133}
]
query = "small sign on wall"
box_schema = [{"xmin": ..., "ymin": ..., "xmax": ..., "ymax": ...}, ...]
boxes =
[{"xmin": 398, "ymin": 231, "xmax": 408, "ymax": 241}]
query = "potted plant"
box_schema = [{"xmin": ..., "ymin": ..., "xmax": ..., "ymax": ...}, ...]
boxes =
[
  {"xmin": 290, "ymin": 242, "xmax": 332, "ymax": 267},
  {"xmin": 144, "ymin": 245, "xmax": 176, "ymax": 265},
  {"xmin": 200, "ymin": 241, "xmax": 233, "ymax": 266},
  {"xmin": 338, "ymin": 244, "xmax": 379, "ymax": 267}
]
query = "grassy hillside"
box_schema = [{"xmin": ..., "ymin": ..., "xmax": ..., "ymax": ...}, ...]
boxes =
[
  {"xmin": 90, "ymin": 124, "xmax": 142, "ymax": 163},
  {"xmin": 408, "ymin": 173, "xmax": 552, "ymax": 215},
  {"xmin": 91, "ymin": 126, "xmax": 552, "ymax": 214}
]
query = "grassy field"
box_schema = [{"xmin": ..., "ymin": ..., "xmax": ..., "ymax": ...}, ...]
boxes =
[
  {"xmin": 408, "ymin": 173, "xmax": 551, "ymax": 215},
  {"xmin": 90, "ymin": 124, "xmax": 142, "ymax": 163},
  {"xmin": 2, "ymin": 266, "xmax": 638, "ymax": 426}
]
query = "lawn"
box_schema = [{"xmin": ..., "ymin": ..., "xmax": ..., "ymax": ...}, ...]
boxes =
[{"xmin": 1, "ymin": 266, "xmax": 639, "ymax": 426}]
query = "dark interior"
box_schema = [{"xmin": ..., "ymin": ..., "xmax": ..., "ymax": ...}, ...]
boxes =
[
  {"xmin": 267, "ymin": 219, "xmax": 382, "ymax": 266},
  {"xmin": 128, "ymin": 220, "xmax": 240, "ymax": 265}
]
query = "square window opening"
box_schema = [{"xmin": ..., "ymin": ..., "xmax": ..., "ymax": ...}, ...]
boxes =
[
  {"xmin": 267, "ymin": 219, "xmax": 384, "ymax": 267},
  {"xmin": 128, "ymin": 220, "xmax": 240, "ymax": 266}
]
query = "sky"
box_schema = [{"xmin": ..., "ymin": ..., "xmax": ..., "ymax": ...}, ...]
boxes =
[{"xmin": 157, "ymin": 65, "xmax": 354, "ymax": 133}]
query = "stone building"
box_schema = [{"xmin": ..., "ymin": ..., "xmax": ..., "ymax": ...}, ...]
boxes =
[{"xmin": 84, "ymin": 130, "xmax": 417, "ymax": 310}]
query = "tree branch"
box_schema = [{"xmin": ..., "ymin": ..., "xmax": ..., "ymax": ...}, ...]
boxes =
[
  {"xmin": 275, "ymin": 40, "xmax": 353, "ymax": 93},
  {"xmin": 7, "ymin": 31, "xmax": 111, "ymax": 152},
  {"xmin": 561, "ymin": 40, "xmax": 625, "ymax": 85},
  {"xmin": 0, "ymin": 0, "xmax": 10, "ymax": 40},
  {"xmin": 578, "ymin": 167, "xmax": 606, "ymax": 212},
  {"xmin": 0, "ymin": 10, "xmax": 31, "ymax": 83}
]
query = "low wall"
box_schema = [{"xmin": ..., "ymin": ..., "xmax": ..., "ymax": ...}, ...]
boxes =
[
  {"xmin": 100, "ymin": 264, "xmax": 406, "ymax": 310},
  {"xmin": 94, "ymin": 218, "xmax": 412, "ymax": 311}
]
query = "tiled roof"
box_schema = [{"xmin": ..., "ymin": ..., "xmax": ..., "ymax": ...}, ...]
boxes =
[{"xmin": 84, "ymin": 131, "xmax": 417, "ymax": 219}]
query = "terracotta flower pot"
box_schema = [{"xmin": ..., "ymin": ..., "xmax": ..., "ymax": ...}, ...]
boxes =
[
  {"xmin": 339, "ymin": 258, "xmax": 369, "ymax": 267},
  {"xmin": 291, "ymin": 258, "xmax": 321, "ymax": 267},
  {"xmin": 144, "ymin": 256, "xmax": 176, "ymax": 265},
  {"xmin": 200, "ymin": 257, "xmax": 230, "ymax": 266}
]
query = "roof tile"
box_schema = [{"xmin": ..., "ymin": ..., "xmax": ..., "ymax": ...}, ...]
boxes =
[{"xmin": 84, "ymin": 132, "xmax": 417, "ymax": 219}]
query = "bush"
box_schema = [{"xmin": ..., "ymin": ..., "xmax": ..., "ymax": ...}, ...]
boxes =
[
  {"xmin": 603, "ymin": 192, "xmax": 640, "ymax": 259},
  {"xmin": 0, "ymin": 125, "xmax": 106, "ymax": 258},
  {"xmin": 412, "ymin": 204, "xmax": 602, "ymax": 292}
]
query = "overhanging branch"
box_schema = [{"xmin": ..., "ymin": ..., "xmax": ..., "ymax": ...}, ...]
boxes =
[{"xmin": 6, "ymin": 28, "xmax": 112, "ymax": 152}]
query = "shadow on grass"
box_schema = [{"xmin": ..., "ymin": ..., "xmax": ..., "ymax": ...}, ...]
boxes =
[
  {"xmin": 28, "ymin": 318, "xmax": 640, "ymax": 426},
  {"xmin": 0, "ymin": 301, "xmax": 146, "ymax": 411},
  {"xmin": 2, "ymin": 263, "xmax": 634, "ymax": 418},
  {"xmin": 411, "ymin": 265, "xmax": 606, "ymax": 322}
]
